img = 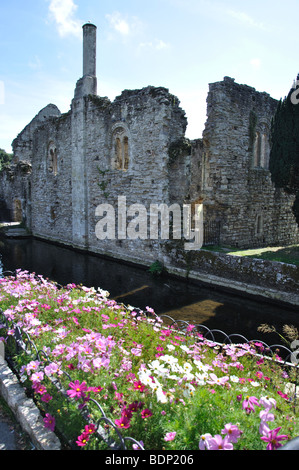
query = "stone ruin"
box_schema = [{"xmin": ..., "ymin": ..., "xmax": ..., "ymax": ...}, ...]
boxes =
[{"xmin": 1, "ymin": 23, "xmax": 298, "ymax": 270}]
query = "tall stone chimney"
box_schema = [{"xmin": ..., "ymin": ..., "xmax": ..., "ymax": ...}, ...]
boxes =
[{"xmin": 74, "ymin": 23, "xmax": 97, "ymax": 99}]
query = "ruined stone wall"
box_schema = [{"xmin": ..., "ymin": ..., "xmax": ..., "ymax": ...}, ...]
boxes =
[
  {"xmin": 16, "ymin": 87, "xmax": 188, "ymax": 266},
  {"xmin": 2, "ymin": 74, "xmax": 299, "ymax": 265},
  {"xmin": 0, "ymin": 162, "xmax": 31, "ymax": 223},
  {"xmin": 84, "ymin": 87, "xmax": 188, "ymax": 265},
  {"xmin": 30, "ymin": 111, "xmax": 73, "ymax": 245},
  {"xmin": 192, "ymin": 76, "xmax": 299, "ymax": 248}
]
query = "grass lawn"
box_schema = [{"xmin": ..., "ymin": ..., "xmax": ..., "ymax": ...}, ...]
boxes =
[{"xmin": 203, "ymin": 245, "xmax": 299, "ymax": 266}]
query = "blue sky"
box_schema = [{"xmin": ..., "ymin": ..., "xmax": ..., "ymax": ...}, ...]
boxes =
[{"xmin": 0, "ymin": 0, "xmax": 299, "ymax": 152}]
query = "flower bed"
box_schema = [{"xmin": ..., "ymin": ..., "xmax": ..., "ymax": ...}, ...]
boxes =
[{"xmin": 0, "ymin": 270, "xmax": 298, "ymax": 450}]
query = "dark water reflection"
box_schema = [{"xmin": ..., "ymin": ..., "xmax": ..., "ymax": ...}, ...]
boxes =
[{"xmin": 0, "ymin": 237, "xmax": 298, "ymax": 344}]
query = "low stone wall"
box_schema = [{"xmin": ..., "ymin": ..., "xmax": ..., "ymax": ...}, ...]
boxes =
[
  {"xmin": 165, "ymin": 248, "xmax": 299, "ymax": 306},
  {"xmin": 0, "ymin": 356, "xmax": 61, "ymax": 450}
]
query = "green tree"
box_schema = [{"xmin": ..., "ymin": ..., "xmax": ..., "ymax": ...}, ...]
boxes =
[
  {"xmin": 0, "ymin": 148, "xmax": 13, "ymax": 171},
  {"xmin": 269, "ymin": 75, "xmax": 299, "ymax": 224}
]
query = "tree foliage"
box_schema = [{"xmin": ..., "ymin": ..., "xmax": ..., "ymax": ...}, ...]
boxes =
[
  {"xmin": 0, "ymin": 148, "xmax": 13, "ymax": 171},
  {"xmin": 269, "ymin": 76, "xmax": 299, "ymax": 224}
]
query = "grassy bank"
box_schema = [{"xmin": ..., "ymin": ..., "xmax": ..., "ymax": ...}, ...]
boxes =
[
  {"xmin": 204, "ymin": 244, "xmax": 299, "ymax": 266},
  {"xmin": 0, "ymin": 270, "xmax": 298, "ymax": 450}
]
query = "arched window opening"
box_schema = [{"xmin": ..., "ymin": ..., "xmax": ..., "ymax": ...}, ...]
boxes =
[
  {"xmin": 253, "ymin": 124, "xmax": 270, "ymax": 169},
  {"xmin": 14, "ymin": 199, "xmax": 22, "ymax": 222},
  {"xmin": 112, "ymin": 127, "xmax": 129, "ymax": 171},
  {"xmin": 48, "ymin": 142, "xmax": 58, "ymax": 176},
  {"xmin": 256, "ymin": 214, "xmax": 263, "ymax": 235}
]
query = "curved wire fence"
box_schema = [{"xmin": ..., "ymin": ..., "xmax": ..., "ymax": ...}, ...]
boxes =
[{"xmin": 0, "ymin": 269, "xmax": 299, "ymax": 450}]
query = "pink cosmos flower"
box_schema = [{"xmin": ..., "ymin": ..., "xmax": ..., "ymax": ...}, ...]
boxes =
[
  {"xmin": 84, "ymin": 423, "xmax": 96, "ymax": 435},
  {"xmin": 115, "ymin": 415, "xmax": 131, "ymax": 429},
  {"xmin": 76, "ymin": 432, "xmax": 90, "ymax": 447},
  {"xmin": 43, "ymin": 413, "xmax": 55, "ymax": 432},
  {"xmin": 31, "ymin": 371, "xmax": 44, "ymax": 383},
  {"xmin": 131, "ymin": 348, "xmax": 142, "ymax": 356},
  {"xmin": 242, "ymin": 395, "xmax": 259, "ymax": 414},
  {"xmin": 207, "ymin": 373, "xmax": 229, "ymax": 386},
  {"xmin": 260, "ymin": 427, "xmax": 289, "ymax": 450},
  {"xmin": 277, "ymin": 390, "xmax": 289, "ymax": 400},
  {"xmin": 221, "ymin": 423, "xmax": 242, "ymax": 443},
  {"xmin": 259, "ymin": 396, "xmax": 276, "ymax": 410},
  {"xmin": 208, "ymin": 434, "xmax": 233, "ymax": 450},
  {"xmin": 133, "ymin": 380, "xmax": 145, "ymax": 392},
  {"xmin": 132, "ymin": 440, "xmax": 144, "ymax": 450},
  {"xmin": 35, "ymin": 384, "xmax": 47, "ymax": 395},
  {"xmin": 41, "ymin": 393, "xmax": 53, "ymax": 403},
  {"xmin": 199, "ymin": 433, "xmax": 212, "ymax": 450},
  {"xmin": 164, "ymin": 432, "xmax": 176, "ymax": 442},
  {"xmin": 67, "ymin": 380, "xmax": 88, "ymax": 399}
]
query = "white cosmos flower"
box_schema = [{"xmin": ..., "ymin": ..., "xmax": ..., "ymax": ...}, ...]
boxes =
[
  {"xmin": 160, "ymin": 355, "xmax": 178, "ymax": 365},
  {"xmin": 230, "ymin": 375, "xmax": 240, "ymax": 383},
  {"xmin": 250, "ymin": 381, "xmax": 260, "ymax": 387},
  {"xmin": 156, "ymin": 387, "xmax": 168, "ymax": 403}
]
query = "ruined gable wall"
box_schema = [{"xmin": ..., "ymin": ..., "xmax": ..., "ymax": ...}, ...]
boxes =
[
  {"xmin": 12, "ymin": 104, "xmax": 61, "ymax": 164},
  {"xmin": 195, "ymin": 76, "xmax": 299, "ymax": 248}
]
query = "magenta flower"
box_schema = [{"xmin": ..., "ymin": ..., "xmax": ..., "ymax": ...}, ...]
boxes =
[
  {"xmin": 67, "ymin": 380, "xmax": 88, "ymax": 399},
  {"xmin": 76, "ymin": 432, "xmax": 90, "ymax": 447},
  {"xmin": 41, "ymin": 393, "xmax": 53, "ymax": 403},
  {"xmin": 115, "ymin": 415, "xmax": 131, "ymax": 429},
  {"xmin": 43, "ymin": 413, "xmax": 55, "ymax": 432},
  {"xmin": 221, "ymin": 423, "xmax": 242, "ymax": 443},
  {"xmin": 242, "ymin": 395, "xmax": 259, "ymax": 414},
  {"xmin": 84, "ymin": 423, "xmax": 96, "ymax": 435},
  {"xmin": 261, "ymin": 427, "xmax": 289, "ymax": 450},
  {"xmin": 133, "ymin": 380, "xmax": 145, "ymax": 392},
  {"xmin": 141, "ymin": 408, "xmax": 153, "ymax": 419},
  {"xmin": 208, "ymin": 434, "xmax": 234, "ymax": 450},
  {"xmin": 164, "ymin": 432, "xmax": 176, "ymax": 442}
]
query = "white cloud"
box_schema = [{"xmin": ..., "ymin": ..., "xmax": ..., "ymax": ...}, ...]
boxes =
[
  {"xmin": 139, "ymin": 39, "xmax": 170, "ymax": 51},
  {"xmin": 227, "ymin": 9, "xmax": 268, "ymax": 30},
  {"xmin": 250, "ymin": 58, "xmax": 262, "ymax": 69},
  {"xmin": 106, "ymin": 12, "xmax": 130, "ymax": 36},
  {"xmin": 106, "ymin": 11, "xmax": 143, "ymax": 39},
  {"xmin": 48, "ymin": 0, "xmax": 82, "ymax": 38}
]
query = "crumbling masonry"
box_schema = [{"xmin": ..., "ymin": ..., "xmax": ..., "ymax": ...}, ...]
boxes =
[{"xmin": 1, "ymin": 23, "xmax": 299, "ymax": 270}]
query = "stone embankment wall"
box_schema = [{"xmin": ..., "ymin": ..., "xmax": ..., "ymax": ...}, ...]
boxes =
[{"xmin": 165, "ymin": 247, "xmax": 299, "ymax": 306}]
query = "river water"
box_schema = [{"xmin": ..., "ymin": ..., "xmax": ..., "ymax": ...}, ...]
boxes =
[{"xmin": 0, "ymin": 236, "xmax": 298, "ymax": 344}]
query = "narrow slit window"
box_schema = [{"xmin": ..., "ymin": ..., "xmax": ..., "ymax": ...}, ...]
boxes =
[{"xmin": 112, "ymin": 128, "xmax": 129, "ymax": 171}]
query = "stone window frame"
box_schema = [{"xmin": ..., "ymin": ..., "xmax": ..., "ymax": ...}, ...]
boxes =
[
  {"xmin": 253, "ymin": 121, "xmax": 270, "ymax": 170},
  {"xmin": 110, "ymin": 124, "xmax": 131, "ymax": 171},
  {"xmin": 255, "ymin": 213, "xmax": 264, "ymax": 236},
  {"xmin": 48, "ymin": 141, "xmax": 58, "ymax": 176}
]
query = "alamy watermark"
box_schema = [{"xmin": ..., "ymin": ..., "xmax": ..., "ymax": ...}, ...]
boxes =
[
  {"xmin": 290, "ymin": 80, "xmax": 299, "ymax": 105},
  {"xmin": 95, "ymin": 196, "xmax": 203, "ymax": 251}
]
